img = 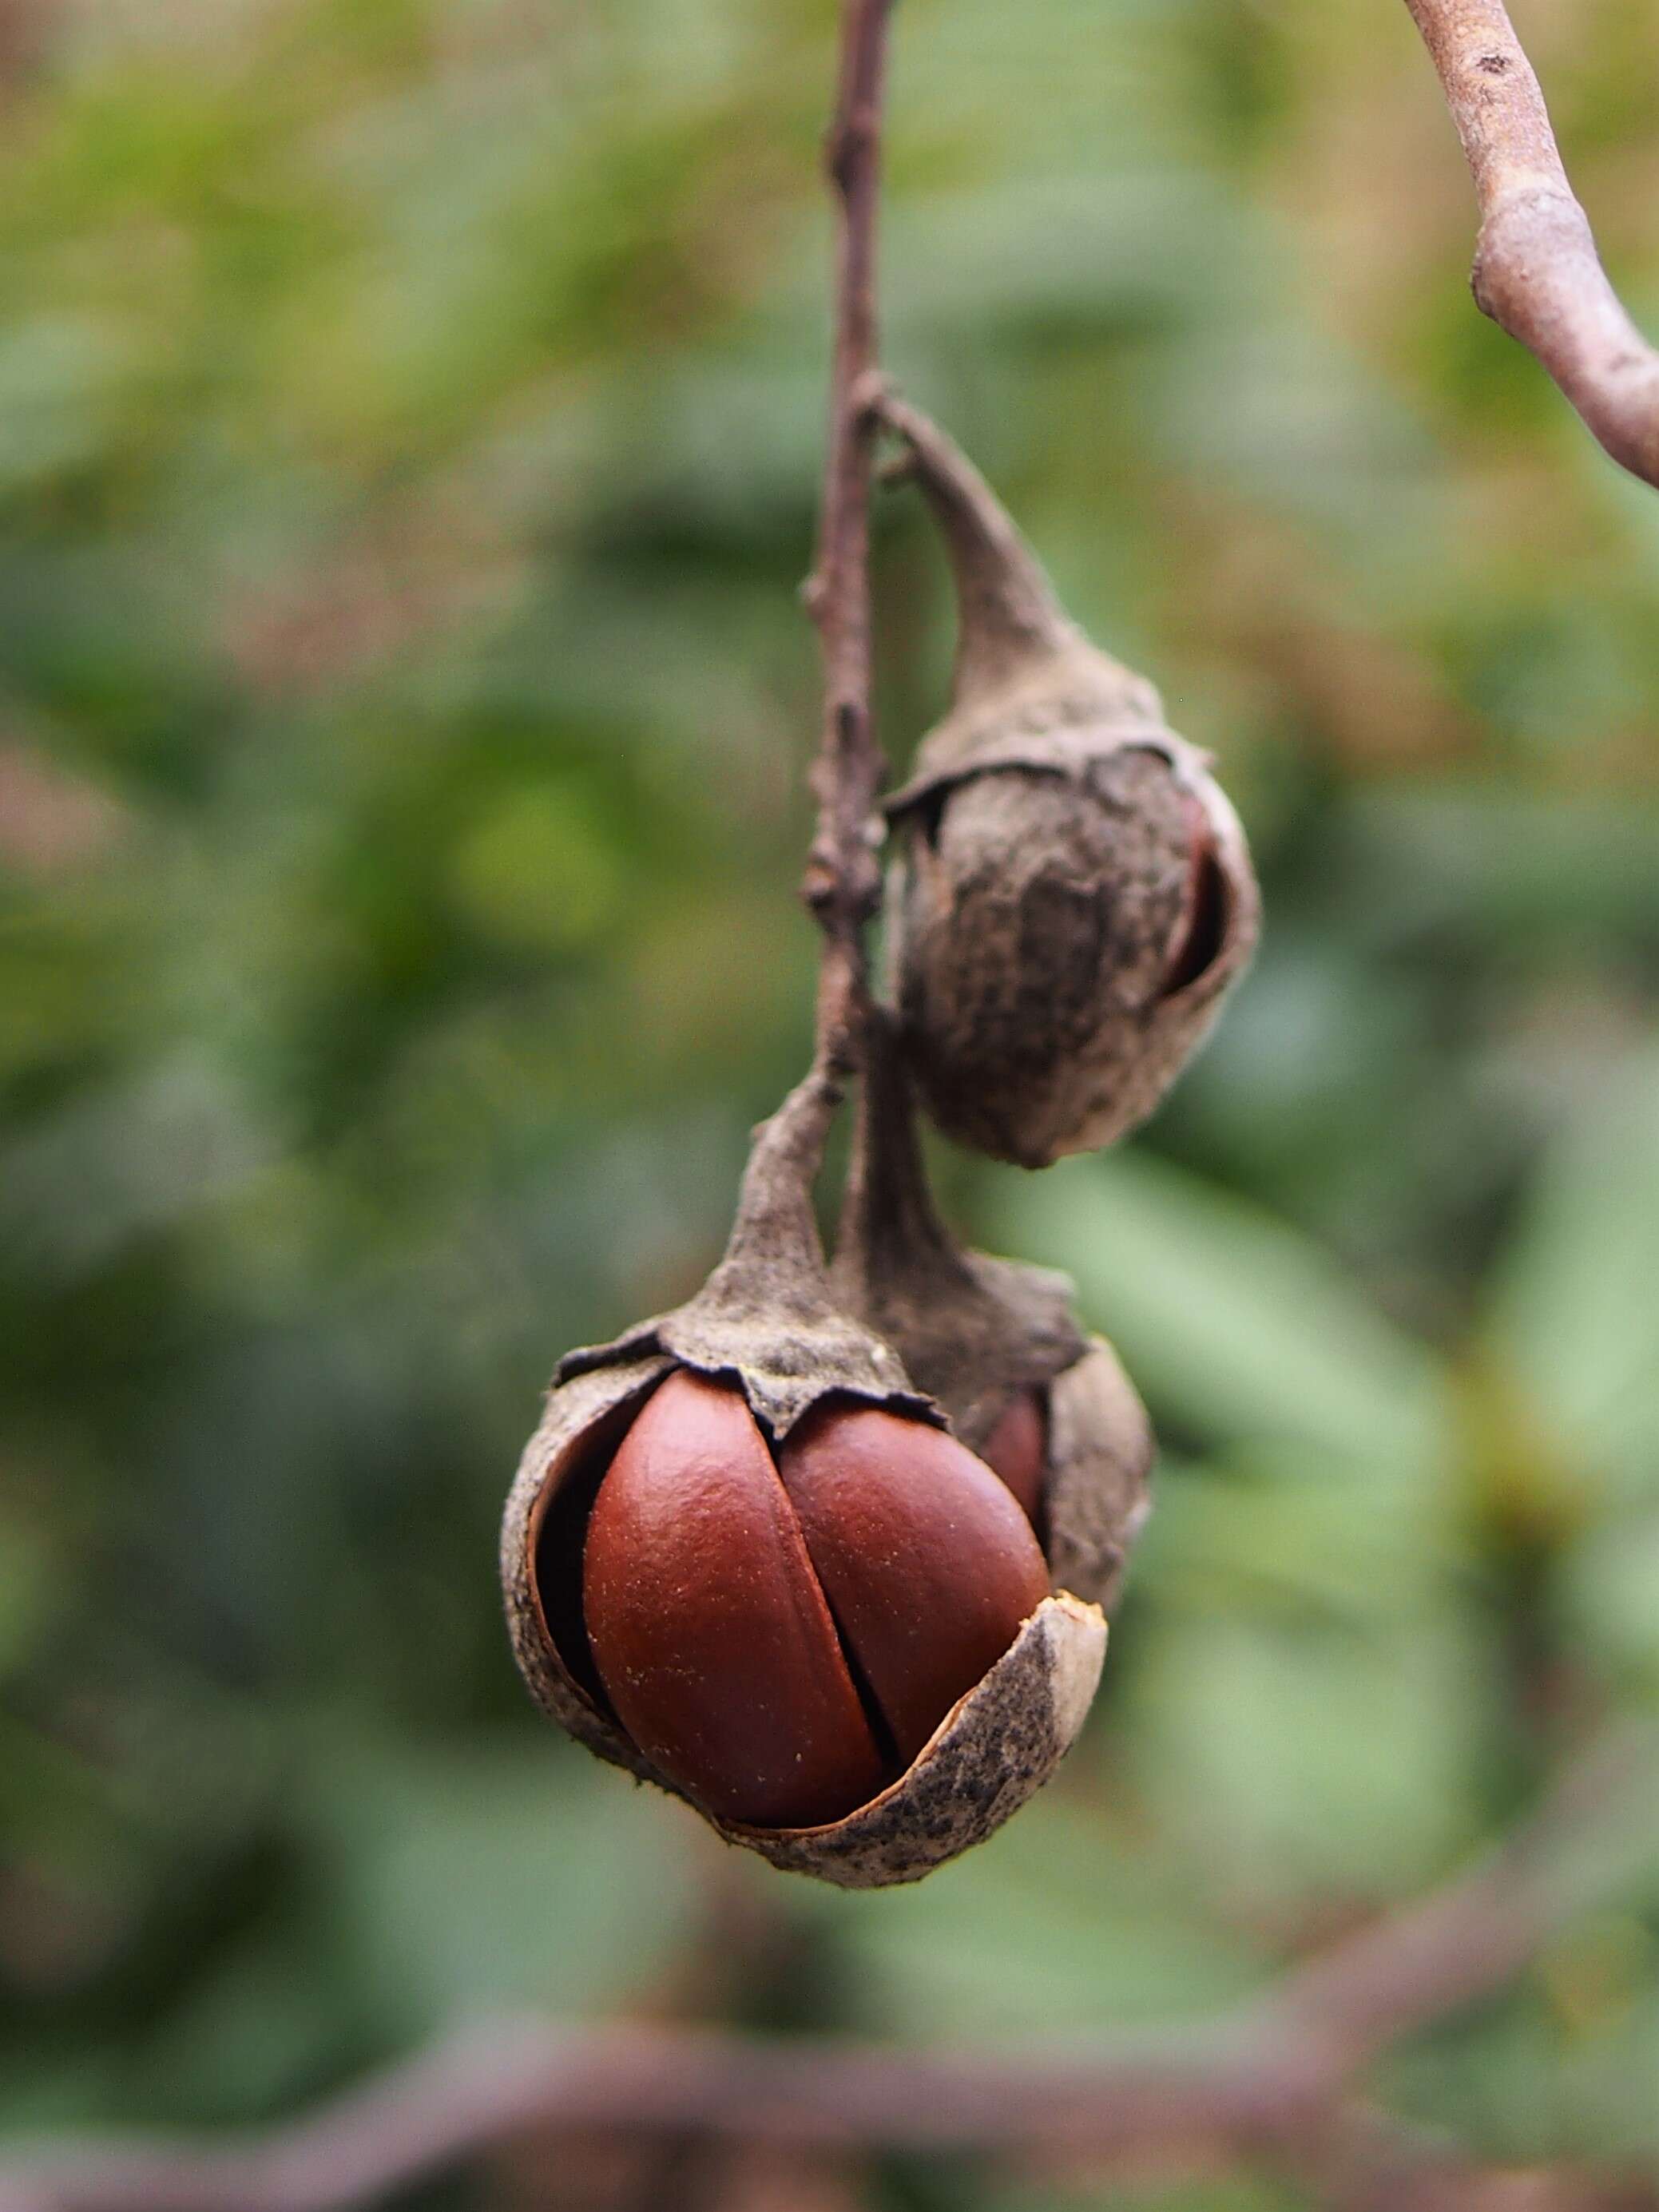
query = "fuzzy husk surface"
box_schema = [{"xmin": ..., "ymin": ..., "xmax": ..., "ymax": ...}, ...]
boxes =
[
  {"xmin": 891, "ymin": 735, "xmax": 1257, "ymax": 1167},
  {"xmin": 1046, "ymin": 1338, "xmax": 1154, "ymax": 1612},
  {"xmin": 876, "ymin": 391, "xmax": 1260, "ymax": 1167}
]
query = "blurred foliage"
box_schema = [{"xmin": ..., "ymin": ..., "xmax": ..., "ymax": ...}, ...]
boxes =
[{"xmin": 2, "ymin": 0, "xmax": 1658, "ymax": 2205}]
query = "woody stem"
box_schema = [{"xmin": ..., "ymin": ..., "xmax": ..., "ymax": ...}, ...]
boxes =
[{"xmin": 800, "ymin": 0, "xmax": 895, "ymax": 1087}]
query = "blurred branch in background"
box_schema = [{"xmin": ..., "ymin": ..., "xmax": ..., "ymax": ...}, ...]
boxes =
[
  {"xmin": 1403, "ymin": 0, "xmax": 1659, "ymax": 487},
  {"xmin": 0, "ymin": 740, "xmax": 125, "ymax": 878},
  {"xmin": 0, "ymin": 0, "xmax": 42, "ymax": 97},
  {"xmin": 6, "ymin": 1723, "xmax": 1655, "ymax": 2212},
  {"xmin": 1316, "ymin": 2106, "xmax": 1658, "ymax": 2212}
]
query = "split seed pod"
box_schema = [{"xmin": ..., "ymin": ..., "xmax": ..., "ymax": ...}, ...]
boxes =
[
  {"xmin": 833, "ymin": 1011, "xmax": 1155, "ymax": 1613},
  {"xmin": 500, "ymin": 1070, "xmax": 1106, "ymax": 1889},
  {"xmin": 879, "ymin": 394, "xmax": 1260, "ymax": 1167}
]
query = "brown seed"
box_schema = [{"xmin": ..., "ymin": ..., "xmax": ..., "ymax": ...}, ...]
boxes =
[
  {"xmin": 778, "ymin": 1403, "xmax": 1050, "ymax": 1765},
  {"xmin": 581, "ymin": 1371, "xmax": 886, "ymax": 1828},
  {"xmin": 978, "ymin": 1389, "xmax": 1049, "ymax": 1529}
]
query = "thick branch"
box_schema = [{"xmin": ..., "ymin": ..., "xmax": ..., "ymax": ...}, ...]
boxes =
[
  {"xmin": 800, "ymin": 0, "xmax": 894, "ymax": 1080},
  {"xmin": 6, "ymin": 1724, "xmax": 1654, "ymax": 2212},
  {"xmin": 1403, "ymin": 0, "xmax": 1659, "ymax": 487}
]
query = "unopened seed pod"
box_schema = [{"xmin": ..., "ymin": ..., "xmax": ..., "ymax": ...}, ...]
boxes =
[
  {"xmin": 833, "ymin": 1012, "xmax": 1155, "ymax": 1612},
  {"xmin": 878, "ymin": 394, "xmax": 1260, "ymax": 1168},
  {"xmin": 501, "ymin": 1070, "xmax": 1106, "ymax": 1888}
]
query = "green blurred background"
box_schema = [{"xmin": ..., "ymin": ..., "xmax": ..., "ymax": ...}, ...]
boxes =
[{"xmin": 3, "ymin": 0, "xmax": 1659, "ymax": 2202}]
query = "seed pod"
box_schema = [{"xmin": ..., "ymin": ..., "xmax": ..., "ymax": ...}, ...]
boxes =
[
  {"xmin": 501, "ymin": 1068, "xmax": 1107, "ymax": 1887},
  {"xmin": 832, "ymin": 1010, "xmax": 1155, "ymax": 1612},
  {"xmin": 877, "ymin": 393, "xmax": 1260, "ymax": 1167}
]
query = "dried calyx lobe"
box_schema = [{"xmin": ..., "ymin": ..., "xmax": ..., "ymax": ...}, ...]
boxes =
[
  {"xmin": 833, "ymin": 1011, "xmax": 1156, "ymax": 1613},
  {"xmin": 878, "ymin": 394, "xmax": 1260, "ymax": 1168},
  {"xmin": 500, "ymin": 1070, "xmax": 1108, "ymax": 1886}
]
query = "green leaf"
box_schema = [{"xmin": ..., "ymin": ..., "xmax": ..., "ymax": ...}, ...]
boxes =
[
  {"xmin": 1486, "ymin": 1050, "xmax": 1659, "ymax": 1502},
  {"xmin": 302, "ymin": 1733, "xmax": 700, "ymax": 2030},
  {"xmin": 990, "ymin": 1151, "xmax": 1448, "ymax": 1477},
  {"xmin": 820, "ymin": 1782, "xmax": 1264, "ymax": 2040},
  {"xmin": 1125, "ymin": 1608, "xmax": 1499, "ymax": 1902}
]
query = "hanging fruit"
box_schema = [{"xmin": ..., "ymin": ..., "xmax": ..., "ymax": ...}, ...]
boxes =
[
  {"xmin": 502, "ymin": 1075, "xmax": 1107, "ymax": 1889},
  {"xmin": 877, "ymin": 393, "xmax": 1260, "ymax": 1167}
]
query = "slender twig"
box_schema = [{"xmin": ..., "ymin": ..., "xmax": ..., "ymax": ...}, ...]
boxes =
[
  {"xmin": 6, "ymin": 1724, "xmax": 1654, "ymax": 2212},
  {"xmin": 800, "ymin": 0, "xmax": 895, "ymax": 1083},
  {"xmin": 1403, "ymin": 0, "xmax": 1659, "ymax": 487}
]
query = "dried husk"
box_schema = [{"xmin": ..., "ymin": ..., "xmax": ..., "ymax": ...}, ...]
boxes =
[
  {"xmin": 832, "ymin": 1011, "xmax": 1083, "ymax": 1445},
  {"xmin": 500, "ymin": 1350, "xmax": 680, "ymax": 1784},
  {"xmin": 500, "ymin": 1066, "xmax": 1106, "ymax": 1885},
  {"xmin": 832, "ymin": 1012, "xmax": 1155, "ymax": 1611},
  {"xmin": 728, "ymin": 1592, "xmax": 1105, "ymax": 1887},
  {"xmin": 878, "ymin": 393, "xmax": 1260, "ymax": 1167},
  {"xmin": 557, "ymin": 1069, "xmax": 927, "ymax": 1442},
  {"xmin": 1046, "ymin": 1338, "xmax": 1154, "ymax": 1614}
]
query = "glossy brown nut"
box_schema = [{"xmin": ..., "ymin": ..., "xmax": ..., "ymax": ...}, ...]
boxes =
[
  {"xmin": 777, "ymin": 1402, "xmax": 1050, "ymax": 1766},
  {"xmin": 581, "ymin": 1372, "xmax": 1051, "ymax": 1829},
  {"xmin": 978, "ymin": 1389, "xmax": 1049, "ymax": 1528},
  {"xmin": 581, "ymin": 1371, "xmax": 886, "ymax": 1829}
]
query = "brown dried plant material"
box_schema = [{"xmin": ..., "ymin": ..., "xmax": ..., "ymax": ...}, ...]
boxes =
[
  {"xmin": 832, "ymin": 1013, "xmax": 1154, "ymax": 1612},
  {"xmin": 500, "ymin": 1070, "xmax": 1106, "ymax": 1888},
  {"xmin": 731, "ymin": 1590, "xmax": 1105, "ymax": 1886},
  {"xmin": 876, "ymin": 393, "xmax": 1260, "ymax": 1167}
]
